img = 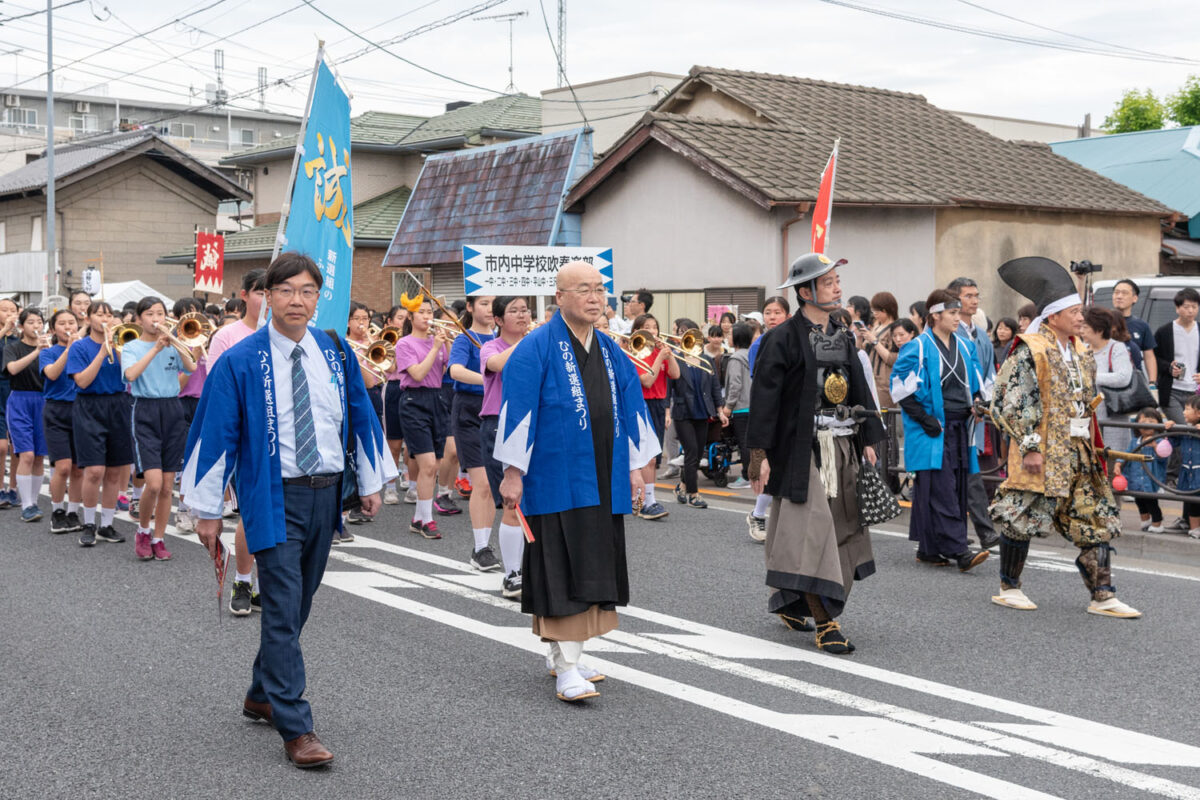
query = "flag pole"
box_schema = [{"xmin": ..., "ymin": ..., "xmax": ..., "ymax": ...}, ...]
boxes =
[{"xmin": 260, "ymin": 41, "xmax": 325, "ymax": 328}]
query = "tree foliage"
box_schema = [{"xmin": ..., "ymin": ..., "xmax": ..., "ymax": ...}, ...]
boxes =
[
  {"xmin": 1103, "ymin": 89, "xmax": 1166, "ymax": 133},
  {"xmin": 1167, "ymin": 74, "xmax": 1200, "ymax": 127}
]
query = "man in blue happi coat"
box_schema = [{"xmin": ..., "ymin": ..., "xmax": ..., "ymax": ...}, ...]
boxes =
[
  {"xmin": 183, "ymin": 252, "xmax": 396, "ymax": 767},
  {"xmin": 496, "ymin": 262, "xmax": 660, "ymax": 703}
]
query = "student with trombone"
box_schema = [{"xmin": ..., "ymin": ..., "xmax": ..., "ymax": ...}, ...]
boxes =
[
  {"xmin": 66, "ymin": 301, "xmax": 132, "ymax": 548},
  {"xmin": 379, "ymin": 304, "xmax": 412, "ymax": 505},
  {"xmin": 627, "ymin": 314, "xmax": 679, "ymax": 520},
  {"xmin": 120, "ymin": 297, "xmax": 197, "ymax": 562},
  {"xmin": 668, "ymin": 317, "xmax": 723, "ymax": 510}
]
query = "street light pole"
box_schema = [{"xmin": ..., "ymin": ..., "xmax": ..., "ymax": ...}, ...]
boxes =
[{"xmin": 45, "ymin": 0, "xmax": 56, "ymax": 299}]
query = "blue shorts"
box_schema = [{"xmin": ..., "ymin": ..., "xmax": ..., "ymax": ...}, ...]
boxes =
[
  {"xmin": 6, "ymin": 390, "xmax": 46, "ymax": 456},
  {"xmin": 0, "ymin": 379, "xmax": 10, "ymax": 439},
  {"xmin": 451, "ymin": 392, "xmax": 485, "ymax": 469},
  {"xmin": 399, "ymin": 387, "xmax": 446, "ymax": 458},
  {"xmin": 43, "ymin": 399, "xmax": 75, "ymax": 463},
  {"xmin": 73, "ymin": 393, "xmax": 134, "ymax": 468},
  {"xmin": 644, "ymin": 397, "xmax": 667, "ymax": 466},
  {"xmin": 383, "ymin": 380, "xmax": 404, "ymax": 441},
  {"xmin": 132, "ymin": 396, "xmax": 187, "ymax": 473},
  {"xmin": 479, "ymin": 414, "xmax": 504, "ymax": 509}
]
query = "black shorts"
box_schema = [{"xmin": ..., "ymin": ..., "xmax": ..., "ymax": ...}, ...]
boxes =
[
  {"xmin": 179, "ymin": 395, "xmax": 200, "ymax": 427},
  {"xmin": 644, "ymin": 397, "xmax": 667, "ymax": 467},
  {"xmin": 367, "ymin": 384, "xmax": 383, "ymax": 423},
  {"xmin": 43, "ymin": 399, "xmax": 76, "ymax": 463},
  {"xmin": 73, "ymin": 393, "xmax": 134, "ymax": 468},
  {"xmin": 0, "ymin": 380, "xmax": 10, "ymax": 439},
  {"xmin": 451, "ymin": 392, "xmax": 485, "ymax": 469},
  {"xmin": 439, "ymin": 383, "xmax": 455, "ymax": 421},
  {"xmin": 132, "ymin": 396, "xmax": 187, "ymax": 473},
  {"xmin": 480, "ymin": 414, "xmax": 504, "ymax": 509},
  {"xmin": 399, "ymin": 387, "xmax": 446, "ymax": 458},
  {"xmin": 383, "ymin": 380, "xmax": 404, "ymax": 441}
]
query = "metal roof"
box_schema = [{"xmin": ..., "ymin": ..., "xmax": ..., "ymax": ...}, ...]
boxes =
[{"xmin": 1050, "ymin": 126, "xmax": 1200, "ymax": 233}]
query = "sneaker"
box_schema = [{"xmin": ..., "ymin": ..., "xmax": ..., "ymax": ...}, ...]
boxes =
[
  {"xmin": 230, "ymin": 581, "xmax": 253, "ymax": 616},
  {"xmin": 669, "ymin": 453, "xmax": 685, "ymax": 467},
  {"xmin": 332, "ymin": 530, "xmax": 355, "ymax": 544},
  {"xmin": 747, "ymin": 513, "xmax": 767, "ymax": 542},
  {"xmin": 174, "ymin": 510, "xmax": 195, "ymax": 532},
  {"xmin": 50, "ymin": 508, "xmax": 71, "ymax": 533},
  {"xmin": 345, "ymin": 508, "xmax": 369, "ymax": 525},
  {"xmin": 727, "ymin": 477, "xmax": 751, "ymax": 489},
  {"xmin": 657, "ymin": 466, "xmax": 680, "ymax": 480},
  {"xmin": 501, "ymin": 570, "xmax": 522, "ymax": 599},
  {"xmin": 404, "ymin": 486, "xmax": 418, "ymax": 504},
  {"xmin": 135, "ymin": 532, "xmax": 153, "ymax": 560},
  {"xmin": 116, "ymin": 494, "xmax": 129, "ymax": 512},
  {"xmin": 699, "ymin": 457, "xmax": 708, "ymax": 468},
  {"xmin": 151, "ymin": 540, "xmax": 172, "ymax": 561},
  {"xmin": 1189, "ymin": 528, "xmax": 1200, "ymax": 540},
  {"xmin": 222, "ymin": 500, "xmax": 238, "ymax": 518},
  {"xmin": 250, "ymin": 591, "xmax": 261, "ymax": 612},
  {"xmin": 1167, "ymin": 516, "xmax": 1189, "ymax": 532},
  {"xmin": 64, "ymin": 511, "xmax": 82, "ymax": 532},
  {"xmin": 434, "ymin": 493, "xmax": 462, "ymax": 515},
  {"xmin": 455, "ymin": 477, "xmax": 473, "ymax": 498},
  {"xmin": 96, "ymin": 525, "xmax": 125, "ymax": 543},
  {"xmin": 421, "ymin": 521, "xmax": 442, "ymax": 540},
  {"xmin": 129, "ymin": 498, "xmax": 140, "ymax": 518},
  {"xmin": 0, "ymin": 490, "xmax": 11, "ymax": 509},
  {"xmin": 78, "ymin": 523, "xmax": 97, "ymax": 547},
  {"xmin": 470, "ymin": 545, "xmax": 501, "ymax": 572},
  {"xmin": 383, "ymin": 486, "xmax": 400, "ymax": 505},
  {"xmin": 686, "ymin": 494, "xmax": 708, "ymax": 509},
  {"xmin": 639, "ymin": 502, "xmax": 669, "ymax": 520},
  {"xmin": 21, "ymin": 505, "xmax": 42, "ymax": 523},
  {"xmin": 674, "ymin": 483, "xmax": 688, "ymax": 504},
  {"xmin": 1146, "ymin": 523, "xmax": 1164, "ymax": 533},
  {"xmin": 410, "ymin": 517, "xmax": 425, "ymax": 534}
]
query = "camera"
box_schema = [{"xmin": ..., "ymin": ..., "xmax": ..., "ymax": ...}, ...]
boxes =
[
  {"xmin": 620, "ymin": 294, "xmax": 633, "ymax": 303},
  {"xmin": 1069, "ymin": 259, "xmax": 1102, "ymax": 275}
]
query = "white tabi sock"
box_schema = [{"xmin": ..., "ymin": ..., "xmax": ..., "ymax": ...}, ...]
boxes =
[
  {"xmin": 498, "ymin": 523, "xmax": 525, "ymax": 575},
  {"xmin": 753, "ymin": 493, "xmax": 771, "ymax": 518},
  {"xmin": 235, "ymin": 571, "xmax": 253, "ymax": 584},
  {"xmin": 100, "ymin": 506, "xmax": 115, "ymax": 528},
  {"xmin": 17, "ymin": 473, "xmax": 34, "ymax": 508},
  {"xmin": 472, "ymin": 527, "xmax": 490, "ymax": 551},
  {"xmin": 83, "ymin": 506, "xmax": 96, "ymax": 525},
  {"xmin": 643, "ymin": 485, "xmax": 656, "ymax": 507},
  {"xmin": 551, "ymin": 640, "xmax": 584, "ymax": 674}
]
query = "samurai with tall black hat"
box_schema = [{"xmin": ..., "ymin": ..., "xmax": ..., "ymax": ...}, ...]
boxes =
[
  {"xmin": 747, "ymin": 253, "xmax": 886, "ymax": 654},
  {"xmin": 988, "ymin": 256, "xmax": 1141, "ymax": 618}
]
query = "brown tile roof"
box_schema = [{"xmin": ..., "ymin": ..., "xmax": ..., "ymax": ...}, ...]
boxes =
[{"xmin": 568, "ymin": 66, "xmax": 1171, "ymax": 216}]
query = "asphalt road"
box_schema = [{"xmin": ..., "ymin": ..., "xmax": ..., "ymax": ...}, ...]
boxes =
[{"xmin": 3, "ymin": 490, "xmax": 1199, "ymax": 800}]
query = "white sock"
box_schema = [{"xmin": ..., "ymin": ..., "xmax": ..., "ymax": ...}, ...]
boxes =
[
  {"xmin": 643, "ymin": 485, "xmax": 656, "ymax": 507},
  {"xmin": 552, "ymin": 640, "xmax": 584, "ymax": 674},
  {"xmin": 385, "ymin": 479, "xmax": 396, "ymax": 490},
  {"xmin": 177, "ymin": 500, "xmax": 190, "ymax": 513},
  {"xmin": 83, "ymin": 506, "xmax": 96, "ymax": 525},
  {"xmin": 235, "ymin": 571, "xmax": 253, "ymax": 584},
  {"xmin": 17, "ymin": 474, "xmax": 34, "ymax": 508},
  {"xmin": 138, "ymin": 526, "xmax": 151, "ymax": 536},
  {"xmin": 753, "ymin": 493, "xmax": 771, "ymax": 518},
  {"xmin": 151, "ymin": 537, "xmax": 163, "ymax": 545},
  {"xmin": 100, "ymin": 506, "xmax": 115, "ymax": 527},
  {"xmin": 52, "ymin": 501, "xmax": 65, "ymax": 512},
  {"xmin": 472, "ymin": 527, "xmax": 490, "ymax": 551},
  {"xmin": 498, "ymin": 523, "xmax": 525, "ymax": 575},
  {"xmin": 131, "ymin": 485, "xmax": 143, "ymax": 500},
  {"xmin": 68, "ymin": 502, "xmax": 80, "ymax": 514},
  {"xmin": 416, "ymin": 498, "xmax": 433, "ymax": 523},
  {"xmin": 458, "ymin": 469, "xmax": 468, "ymax": 481}
]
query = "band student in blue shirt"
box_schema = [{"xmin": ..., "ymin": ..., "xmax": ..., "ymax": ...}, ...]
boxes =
[{"xmin": 183, "ymin": 252, "xmax": 396, "ymax": 769}]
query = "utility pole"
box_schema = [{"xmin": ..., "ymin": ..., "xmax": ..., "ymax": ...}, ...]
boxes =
[
  {"xmin": 45, "ymin": 0, "xmax": 56, "ymax": 299},
  {"xmin": 557, "ymin": 0, "xmax": 566, "ymax": 87},
  {"xmin": 257, "ymin": 67, "xmax": 267, "ymax": 111},
  {"xmin": 475, "ymin": 11, "xmax": 527, "ymax": 93}
]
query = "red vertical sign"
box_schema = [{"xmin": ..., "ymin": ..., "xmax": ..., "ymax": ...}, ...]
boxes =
[
  {"xmin": 811, "ymin": 140, "xmax": 839, "ymax": 255},
  {"xmin": 195, "ymin": 231, "xmax": 225, "ymax": 294}
]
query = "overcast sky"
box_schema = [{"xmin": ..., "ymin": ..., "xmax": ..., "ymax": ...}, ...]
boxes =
[{"xmin": 2, "ymin": 0, "xmax": 1198, "ymax": 127}]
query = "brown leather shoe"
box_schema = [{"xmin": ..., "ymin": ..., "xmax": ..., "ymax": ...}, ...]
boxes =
[
  {"xmin": 284, "ymin": 732, "xmax": 334, "ymax": 768},
  {"xmin": 242, "ymin": 698, "xmax": 273, "ymax": 724}
]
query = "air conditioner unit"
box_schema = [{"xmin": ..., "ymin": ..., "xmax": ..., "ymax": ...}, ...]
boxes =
[
  {"xmin": 4, "ymin": 95, "xmax": 20, "ymax": 107},
  {"xmin": 74, "ymin": 101, "xmax": 90, "ymax": 113}
]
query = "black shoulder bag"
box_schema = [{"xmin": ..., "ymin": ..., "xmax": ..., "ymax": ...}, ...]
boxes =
[{"xmin": 325, "ymin": 330, "xmax": 362, "ymax": 512}]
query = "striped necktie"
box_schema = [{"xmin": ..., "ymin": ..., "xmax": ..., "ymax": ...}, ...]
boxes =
[{"xmin": 291, "ymin": 344, "xmax": 321, "ymax": 474}]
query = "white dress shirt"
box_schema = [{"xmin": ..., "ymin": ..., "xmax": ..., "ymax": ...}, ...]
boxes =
[{"xmin": 268, "ymin": 323, "xmax": 345, "ymax": 478}]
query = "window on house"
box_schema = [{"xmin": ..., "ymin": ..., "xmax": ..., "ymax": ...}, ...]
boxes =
[
  {"xmin": 240, "ymin": 128, "xmax": 255, "ymax": 146},
  {"xmin": 0, "ymin": 221, "xmax": 6, "ymax": 253},
  {"xmin": 5, "ymin": 107, "xmax": 37, "ymax": 126},
  {"xmin": 392, "ymin": 270, "xmax": 431, "ymax": 307},
  {"xmin": 68, "ymin": 115, "xmax": 99, "ymax": 133},
  {"xmin": 31, "ymin": 215, "xmax": 43, "ymax": 250},
  {"xmin": 169, "ymin": 122, "xmax": 197, "ymax": 139}
]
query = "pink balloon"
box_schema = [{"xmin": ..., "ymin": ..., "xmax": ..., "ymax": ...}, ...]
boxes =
[
  {"xmin": 1111, "ymin": 475, "xmax": 1128, "ymax": 492},
  {"xmin": 1155, "ymin": 439, "xmax": 1173, "ymax": 459}
]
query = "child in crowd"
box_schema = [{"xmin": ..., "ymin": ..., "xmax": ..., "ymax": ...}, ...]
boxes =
[
  {"xmin": 40, "ymin": 310, "xmax": 84, "ymax": 533},
  {"xmin": 721, "ymin": 323, "xmax": 754, "ymax": 494},
  {"xmin": 4, "ymin": 309, "xmax": 49, "ymax": 521},
  {"xmin": 1178, "ymin": 396, "xmax": 1200, "ymax": 539},
  {"xmin": 1113, "ymin": 407, "xmax": 1169, "ymax": 533}
]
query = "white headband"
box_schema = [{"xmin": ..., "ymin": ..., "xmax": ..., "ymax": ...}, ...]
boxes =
[
  {"xmin": 928, "ymin": 301, "xmax": 962, "ymax": 315},
  {"xmin": 1026, "ymin": 293, "xmax": 1082, "ymax": 335}
]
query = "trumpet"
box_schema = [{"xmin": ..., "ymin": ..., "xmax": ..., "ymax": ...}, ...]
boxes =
[
  {"xmin": 403, "ymin": 269, "xmax": 482, "ymax": 347},
  {"xmin": 347, "ymin": 338, "xmax": 395, "ymax": 382},
  {"xmin": 429, "ymin": 318, "xmax": 462, "ymax": 340},
  {"xmin": 110, "ymin": 323, "xmax": 143, "ymax": 362}
]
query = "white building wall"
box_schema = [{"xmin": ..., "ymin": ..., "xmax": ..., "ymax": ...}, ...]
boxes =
[{"xmin": 542, "ymin": 72, "xmax": 682, "ymax": 155}]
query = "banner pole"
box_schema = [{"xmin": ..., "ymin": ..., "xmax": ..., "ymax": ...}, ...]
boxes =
[{"xmin": 260, "ymin": 41, "xmax": 325, "ymax": 328}]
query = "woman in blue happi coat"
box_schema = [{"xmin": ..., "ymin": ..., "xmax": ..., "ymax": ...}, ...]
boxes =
[{"xmin": 891, "ymin": 289, "xmax": 990, "ymax": 572}]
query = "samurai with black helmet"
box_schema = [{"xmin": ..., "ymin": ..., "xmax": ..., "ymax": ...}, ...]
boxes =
[
  {"xmin": 987, "ymin": 256, "xmax": 1141, "ymax": 619},
  {"xmin": 746, "ymin": 252, "xmax": 886, "ymax": 654}
]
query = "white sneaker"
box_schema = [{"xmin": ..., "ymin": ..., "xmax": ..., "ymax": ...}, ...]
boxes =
[
  {"xmin": 1189, "ymin": 528, "xmax": 1200, "ymax": 540},
  {"xmin": 174, "ymin": 510, "xmax": 194, "ymax": 532},
  {"xmin": 222, "ymin": 500, "xmax": 237, "ymax": 518},
  {"xmin": 1146, "ymin": 523, "xmax": 1164, "ymax": 533},
  {"xmin": 746, "ymin": 512, "xmax": 767, "ymax": 543},
  {"xmin": 669, "ymin": 454, "xmax": 685, "ymax": 467},
  {"xmin": 404, "ymin": 486, "xmax": 418, "ymax": 504},
  {"xmin": 383, "ymin": 486, "xmax": 400, "ymax": 505}
]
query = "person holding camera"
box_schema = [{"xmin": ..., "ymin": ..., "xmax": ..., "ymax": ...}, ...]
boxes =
[{"xmin": 610, "ymin": 289, "xmax": 653, "ymax": 336}]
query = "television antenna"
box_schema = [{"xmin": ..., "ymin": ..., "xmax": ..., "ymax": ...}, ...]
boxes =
[{"xmin": 475, "ymin": 11, "xmax": 528, "ymax": 93}]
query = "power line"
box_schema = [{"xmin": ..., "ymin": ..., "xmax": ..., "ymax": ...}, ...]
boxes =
[
  {"xmin": 0, "ymin": 0, "xmax": 85, "ymax": 25},
  {"xmin": 816, "ymin": 0, "xmax": 1200, "ymax": 66},
  {"xmin": 536, "ymin": 0, "xmax": 586, "ymax": 128}
]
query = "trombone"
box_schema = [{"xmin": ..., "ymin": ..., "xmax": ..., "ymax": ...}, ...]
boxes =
[
  {"xmin": 172, "ymin": 311, "xmax": 214, "ymax": 358},
  {"xmin": 347, "ymin": 338, "xmax": 395, "ymax": 382},
  {"xmin": 402, "ymin": 270, "xmax": 482, "ymax": 347},
  {"xmin": 150, "ymin": 320, "xmax": 200, "ymax": 364},
  {"xmin": 659, "ymin": 328, "xmax": 713, "ymax": 373},
  {"xmin": 377, "ymin": 326, "xmax": 401, "ymax": 346},
  {"xmin": 429, "ymin": 318, "xmax": 463, "ymax": 340},
  {"xmin": 109, "ymin": 323, "xmax": 143, "ymax": 363},
  {"xmin": 600, "ymin": 329, "xmax": 654, "ymax": 372}
]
